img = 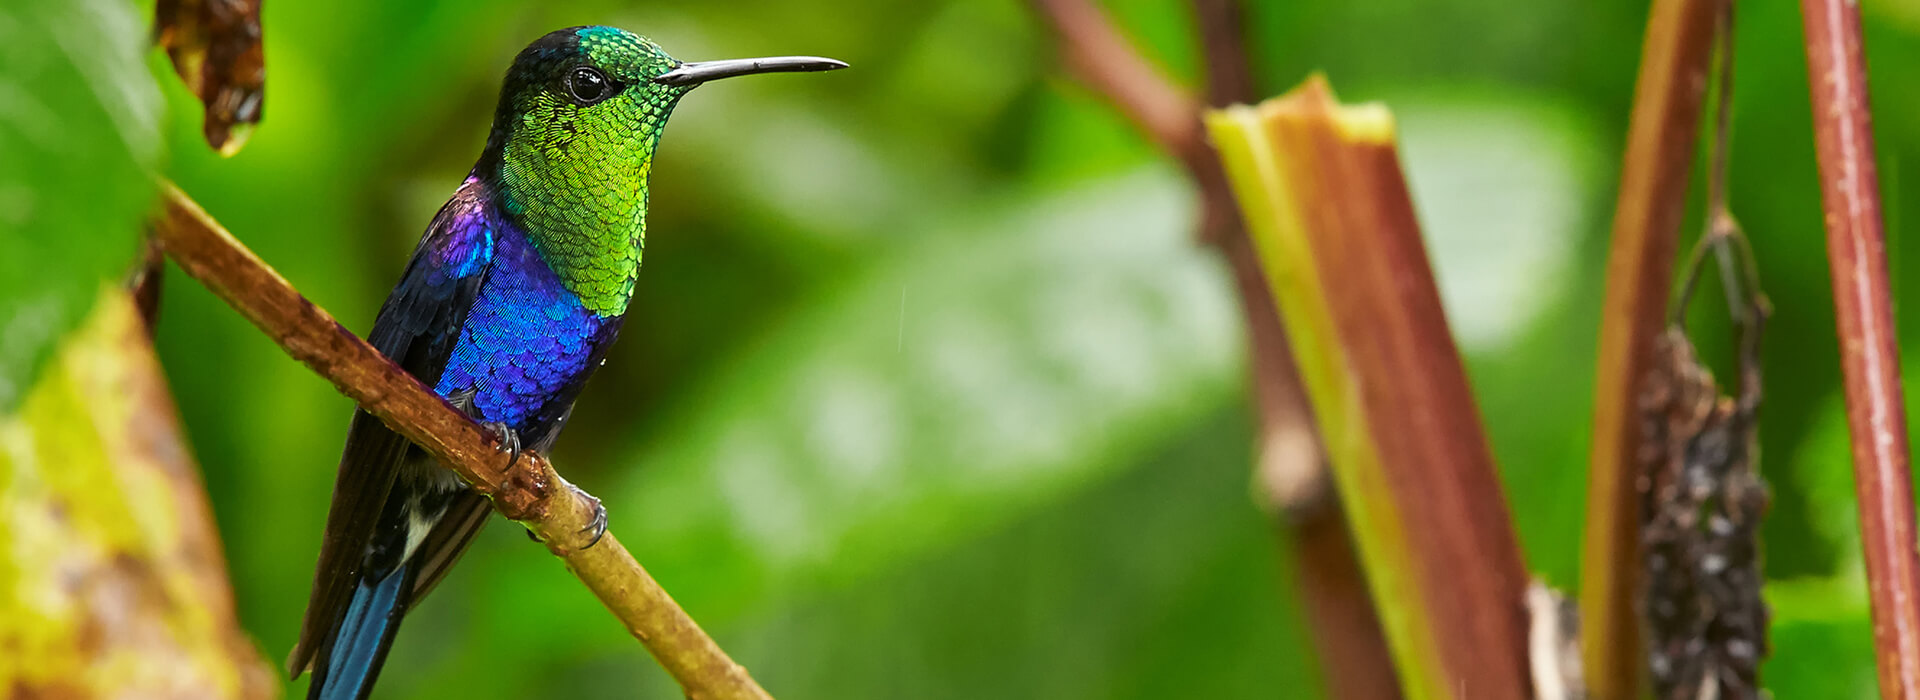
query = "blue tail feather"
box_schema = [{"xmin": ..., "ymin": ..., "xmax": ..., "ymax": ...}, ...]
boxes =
[{"xmin": 312, "ymin": 564, "xmax": 411, "ymax": 700}]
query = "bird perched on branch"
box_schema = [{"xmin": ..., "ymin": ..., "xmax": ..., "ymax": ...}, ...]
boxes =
[{"xmin": 287, "ymin": 26, "xmax": 844, "ymax": 700}]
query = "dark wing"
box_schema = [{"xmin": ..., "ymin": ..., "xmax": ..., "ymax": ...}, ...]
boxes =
[
  {"xmin": 406, "ymin": 490, "xmax": 492, "ymax": 601},
  {"xmin": 287, "ymin": 181, "xmax": 496, "ymax": 677}
]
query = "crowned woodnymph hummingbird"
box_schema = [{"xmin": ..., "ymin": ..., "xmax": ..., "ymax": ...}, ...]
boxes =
[{"xmin": 287, "ymin": 26, "xmax": 844, "ymax": 700}]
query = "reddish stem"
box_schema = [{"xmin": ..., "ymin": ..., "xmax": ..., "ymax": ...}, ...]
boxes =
[
  {"xmin": 1800, "ymin": 0, "xmax": 1920, "ymax": 694},
  {"xmin": 1579, "ymin": 0, "xmax": 1721, "ymax": 695},
  {"xmin": 1288, "ymin": 515, "xmax": 1403, "ymax": 700}
]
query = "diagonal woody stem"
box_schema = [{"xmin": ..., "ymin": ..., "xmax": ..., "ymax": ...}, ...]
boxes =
[{"xmin": 149, "ymin": 183, "xmax": 772, "ymax": 700}]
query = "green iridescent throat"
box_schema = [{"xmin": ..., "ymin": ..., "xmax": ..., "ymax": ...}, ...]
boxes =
[{"xmin": 493, "ymin": 28, "xmax": 687, "ymax": 317}]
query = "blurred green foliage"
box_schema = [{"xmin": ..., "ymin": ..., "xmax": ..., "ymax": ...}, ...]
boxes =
[
  {"xmin": 10, "ymin": 0, "xmax": 1920, "ymax": 696},
  {"xmin": 0, "ymin": 0, "xmax": 159, "ymax": 409}
]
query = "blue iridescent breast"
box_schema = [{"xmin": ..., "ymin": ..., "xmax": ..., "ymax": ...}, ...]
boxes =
[{"xmin": 433, "ymin": 225, "xmax": 614, "ymax": 432}]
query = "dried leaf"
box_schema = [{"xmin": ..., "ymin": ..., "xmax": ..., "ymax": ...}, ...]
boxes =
[
  {"xmin": 0, "ymin": 287, "xmax": 278, "ymax": 699},
  {"xmin": 155, "ymin": 0, "xmax": 264, "ymax": 156}
]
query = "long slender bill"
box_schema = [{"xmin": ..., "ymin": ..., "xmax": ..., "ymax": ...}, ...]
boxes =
[{"xmin": 653, "ymin": 56, "xmax": 848, "ymax": 86}]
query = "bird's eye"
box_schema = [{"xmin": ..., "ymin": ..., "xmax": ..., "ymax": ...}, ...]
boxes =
[{"xmin": 568, "ymin": 66, "xmax": 610, "ymax": 104}]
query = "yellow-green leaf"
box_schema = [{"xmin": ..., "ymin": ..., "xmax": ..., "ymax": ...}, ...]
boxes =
[{"xmin": 0, "ymin": 287, "xmax": 277, "ymax": 699}]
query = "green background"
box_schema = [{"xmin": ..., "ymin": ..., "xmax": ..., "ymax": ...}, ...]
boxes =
[{"xmin": 9, "ymin": 0, "xmax": 1920, "ymax": 696}]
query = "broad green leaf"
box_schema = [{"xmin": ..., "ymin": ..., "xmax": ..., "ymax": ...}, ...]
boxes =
[
  {"xmin": 589, "ymin": 416, "xmax": 1318, "ymax": 700},
  {"xmin": 617, "ymin": 169, "xmax": 1243, "ymax": 610},
  {"xmin": 0, "ymin": 0, "xmax": 162, "ymax": 410}
]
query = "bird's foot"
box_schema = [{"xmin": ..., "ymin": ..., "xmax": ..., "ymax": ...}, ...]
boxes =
[
  {"xmin": 524, "ymin": 484, "xmax": 607, "ymax": 549},
  {"xmin": 483, "ymin": 421, "xmax": 522, "ymax": 471},
  {"xmin": 573, "ymin": 483, "xmax": 609, "ymax": 550}
]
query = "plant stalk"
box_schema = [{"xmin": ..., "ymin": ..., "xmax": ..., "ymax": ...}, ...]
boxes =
[
  {"xmin": 1799, "ymin": 0, "xmax": 1920, "ymax": 694},
  {"xmin": 1579, "ymin": 0, "xmax": 1723, "ymax": 696}
]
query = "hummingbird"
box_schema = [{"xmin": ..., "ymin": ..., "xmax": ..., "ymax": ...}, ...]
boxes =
[{"xmin": 287, "ymin": 26, "xmax": 844, "ymax": 700}]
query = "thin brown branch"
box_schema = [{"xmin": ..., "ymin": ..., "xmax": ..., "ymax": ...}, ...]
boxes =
[
  {"xmin": 1800, "ymin": 0, "xmax": 1920, "ymax": 694},
  {"xmin": 1181, "ymin": 0, "xmax": 1328, "ymax": 523},
  {"xmin": 1029, "ymin": 0, "xmax": 1203, "ymax": 165},
  {"xmin": 1580, "ymin": 0, "xmax": 1722, "ymax": 696},
  {"xmin": 1192, "ymin": 0, "xmax": 1256, "ymax": 107},
  {"xmin": 1028, "ymin": 0, "xmax": 1236, "ymax": 243},
  {"xmin": 149, "ymin": 184, "xmax": 771, "ymax": 700},
  {"xmin": 1288, "ymin": 514, "xmax": 1404, "ymax": 700}
]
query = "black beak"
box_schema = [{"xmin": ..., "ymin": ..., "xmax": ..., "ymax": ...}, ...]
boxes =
[{"xmin": 652, "ymin": 56, "xmax": 849, "ymax": 87}]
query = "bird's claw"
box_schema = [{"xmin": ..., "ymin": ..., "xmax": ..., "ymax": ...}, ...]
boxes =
[
  {"xmin": 484, "ymin": 421, "xmax": 522, "ymax": 470},
  {"xmin": 574, "ymin": 484, "xmax": 609, "ymax": 550},
  {"xmin": 522, "ymin": 485, "xmax": 607, "ymax": 550}
]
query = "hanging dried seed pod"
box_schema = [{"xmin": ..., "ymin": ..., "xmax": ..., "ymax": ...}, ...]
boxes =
[
  {"xmin": 1638, "ymin": 313, "xmax": 1768, "ymax": 700},
  {"xmin": 1637, "ymin": 0, "xmax": 1772, "ymax": 693}
]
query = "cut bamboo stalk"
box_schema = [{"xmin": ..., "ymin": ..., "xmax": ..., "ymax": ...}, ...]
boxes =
[{"xmin": 1207, "ymin": 77, "xmax": 1531, "ymax": 700}]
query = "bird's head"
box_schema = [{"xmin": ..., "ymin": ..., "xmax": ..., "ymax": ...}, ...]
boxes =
[
  {"xmin": 475, "ymin": 25, "xmax": 842, "ymax": 314},
  {"xmin": 481, "ymin": 25, "xmax": 844, "ymax": 209}
]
